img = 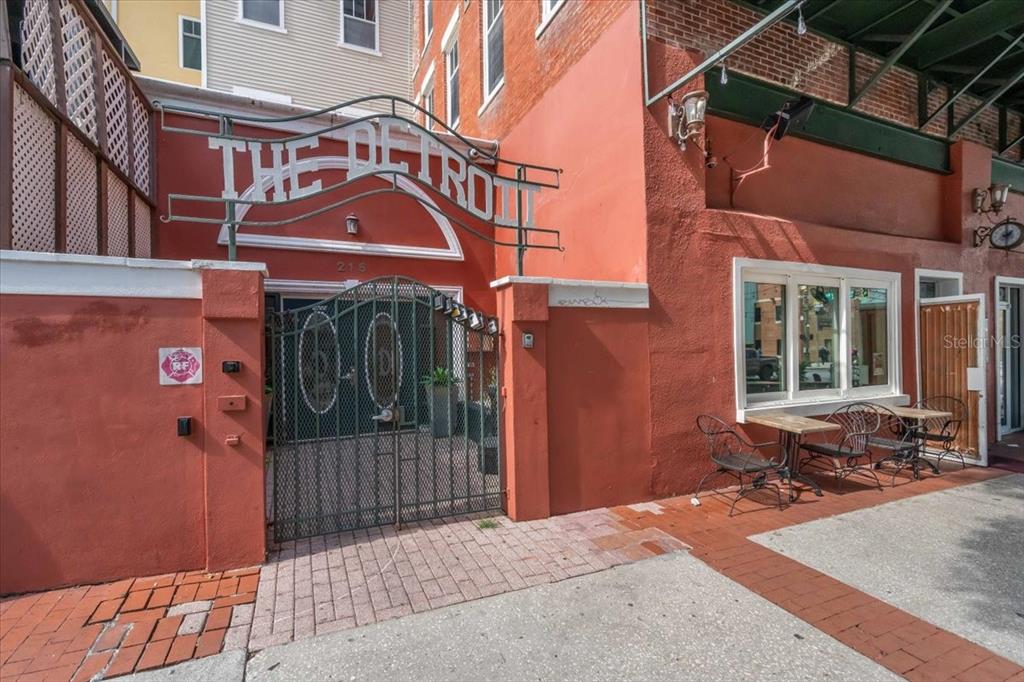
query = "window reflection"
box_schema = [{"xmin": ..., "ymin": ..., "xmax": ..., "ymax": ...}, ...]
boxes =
[
  {"xmin": 744, "ymin": 282, "xmax": 785, "ymax": 395},
  {"xmin": 799, "ymin": 285, "xmax": 839, "ymax": 390}
]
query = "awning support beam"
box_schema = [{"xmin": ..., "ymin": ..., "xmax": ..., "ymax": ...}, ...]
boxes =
[
  {"xmin": 644, "ymin": 0, "xmax": 805, "ymax": 106},
  {"xmin": 919, "ymin": 32, "xmax": 1024, "ymax": 130},
  {"xmin": 848, "ymin": 0, "xmax": 952, "ymax": 109},
  {"xmin": 1001, "ymin": 132, "xmax": 1024, "ymax": 155},
  {"xmin": 949, "ymin": 65, "xmax": 1024, "ymax": 137}
]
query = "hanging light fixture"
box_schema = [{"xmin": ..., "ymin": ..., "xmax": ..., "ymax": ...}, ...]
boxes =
[
  {"xmin": 796, "ymin": 6, "xmax": 807, "ymax": 35},
  {"xmin": 720, "ymin": 61, "xmax": 729, "ymax": 85}
]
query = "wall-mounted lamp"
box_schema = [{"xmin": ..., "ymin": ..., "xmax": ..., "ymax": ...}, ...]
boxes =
[
  {"xmin": 345, "ymin": 213, "xmax": 360, "ymax": 235},
  {"xmin": 973, "ymin": 183, "xmax": 1010, "ymax": 215},
  {"xmin": 669, "ymin": 90, "xmax": 708, "ymax": 151}
]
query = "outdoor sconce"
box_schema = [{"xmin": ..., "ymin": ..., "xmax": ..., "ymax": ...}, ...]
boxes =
[
  {"xmin": 973, "ymin": 184, "xmax": 1011, "ymax": 215},
  {"xmin": 345, "ymin": 213, "xmax": 360, "ymax": 235},
  {"xmin": 669, "ymin": 90, "xmax": 708, "ymax": 151}
]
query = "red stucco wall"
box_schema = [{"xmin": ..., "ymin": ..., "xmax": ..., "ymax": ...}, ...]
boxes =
[{"xmin": 0, "ymin": 295, "xmax": 207, "ymax": 594}]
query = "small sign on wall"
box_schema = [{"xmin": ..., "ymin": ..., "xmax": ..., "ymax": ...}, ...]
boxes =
[{"xmin": 159, "ymin": 347, "xmax": 203, "ymax": 385}]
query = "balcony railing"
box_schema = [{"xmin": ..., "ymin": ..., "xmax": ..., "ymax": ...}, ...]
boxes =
[{"xmin": 1, "ymin": 0, "xmax": 154, "ymax": 257}]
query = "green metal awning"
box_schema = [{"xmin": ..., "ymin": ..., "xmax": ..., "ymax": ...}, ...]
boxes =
[{"xmin": 745, "ymin": 0, "xmax": 1024, "ymax": 150}]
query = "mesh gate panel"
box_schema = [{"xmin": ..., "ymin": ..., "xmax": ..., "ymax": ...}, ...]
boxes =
[
  {"xmin": 269, "ymin": 278, "xmax": 501, "ymax": 541},
  {"xmin": 106, "ymin": 175, "xmax": 130, "ymax": 256},
  {"xmin": 65, "ymin": 133, "xmax": 98, "ymax": 254},
  {"xmin": 133, "ymin": 196, "xmax": 152, "ymax": 258},
  {"xmin": 12, "ymin": 85, "xmax": 56, "ymax": 252},
  {"xmin": 102, "ymin": 51, "xmax": 131, "ymax": 177},
  {"xmin": 20, "ymin": 0, "xmax": 57, "ymax": 106},
  {"xmin": 131, "ymin": 93, "xmax": 151, "ymax": 194}
]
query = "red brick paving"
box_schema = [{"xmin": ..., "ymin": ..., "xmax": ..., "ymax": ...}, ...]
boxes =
[
  {"xmin": 1, "ymin": 568, "xmax": 258, "ymax": 680},
  {"xmin": 607, "ymin": 464, "xmax": 1023, "ymax": 682}
]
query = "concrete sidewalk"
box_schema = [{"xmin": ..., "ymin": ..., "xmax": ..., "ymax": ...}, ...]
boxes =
[
  {"xmin": 751, "ymin": 474, "xmax": 1024, "ymax": 665},
  {"xmin": 241, "ymin": 551, "xmax": 895, "ymax": 681}
]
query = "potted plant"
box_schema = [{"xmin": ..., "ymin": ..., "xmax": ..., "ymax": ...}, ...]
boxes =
[{"xmin": 422, "ymin": 367, "xmax": 460, "ymax": 437}]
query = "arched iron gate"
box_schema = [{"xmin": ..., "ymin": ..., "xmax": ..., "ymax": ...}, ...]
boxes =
[{"xmin": 268, "ymin": 277, "xmax": 502, "ymax": 541}]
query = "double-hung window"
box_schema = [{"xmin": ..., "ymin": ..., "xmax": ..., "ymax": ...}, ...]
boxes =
[
  {"xmin": 179, "ymin": 17, "xmax": 202, "ymax": 71},
  {"xmin": 446, "ymin": 39, "xmax": 460, "ymax": 127},
  {"xmin": 734, "ymin": 258, "xmax": 903, "ymax": 417},
  {"xmin": 482, "ymin": 0, "xmax": 504, "ymax": 100},
  {"xmin": 342, "ymin": 0, "xmax": 378, "ymax": 52},
  {"xmin": 423, "ymin": 83, "xmax": 435, "ymax": 127},
  {"xmin": 423, "ymin": 0, "xmax": 433, "ymax": 46},
  {"xmin": 239, "ymin": 0, "xmax": 283, "ymax": 30},
  {"xmin": 537, "ymin": 0, "xmax": 567, "ymax": 36}
]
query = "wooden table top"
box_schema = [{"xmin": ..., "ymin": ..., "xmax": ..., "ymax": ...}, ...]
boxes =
[
  {"xmin": 886, "ymin": 405, "xmax": 952, "ymax": 420},
  {"xmin": 746, "ymin": 412, "xmax": 841, "ymax": 435}
]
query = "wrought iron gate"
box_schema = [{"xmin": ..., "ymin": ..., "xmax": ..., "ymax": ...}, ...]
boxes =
[{"xmin": 268, "ymin": 277, "xmax": 502, "ymax": 541}]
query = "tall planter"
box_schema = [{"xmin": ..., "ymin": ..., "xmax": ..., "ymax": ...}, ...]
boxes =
[{"xmin": 429, "ymin": 385, "xmax": 459, "ymax": 437}]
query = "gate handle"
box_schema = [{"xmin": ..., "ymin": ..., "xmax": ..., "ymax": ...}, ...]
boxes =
[
  {"xmin": 342, "ymin": 367, "xmax": 356, "ymax": 385},
  {"xmin": 372, "ymin": 408, "xmax": 397, "ymax": 423}
]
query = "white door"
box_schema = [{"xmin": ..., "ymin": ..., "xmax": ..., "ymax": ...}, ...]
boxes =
[
  {"xmin": 997, "ymin": 278, "xmax": 1024, "ymax": 438},
  {"xmin": 919, "ymin": 294, "xmax": 988, "ymax": 466}
]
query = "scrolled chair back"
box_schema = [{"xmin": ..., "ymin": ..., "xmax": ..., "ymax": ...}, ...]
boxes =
[
  {"xmin": 826, "ymin": 402, "xmax": 882, "ymax": 455},
  {"xmin": 915, "ymin": 396, "xmax": 965, "ymax": 439},
  {"xmin": 696, "ymin": 414, "xmax": 738, "ymax": 459}
]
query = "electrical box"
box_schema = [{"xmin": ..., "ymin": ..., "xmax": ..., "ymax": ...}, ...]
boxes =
[
  {"xmin": 177, "ymin": 417, "xmax": 192, "ymax": 437},
  {"xmin": 222, "ymin": 360, "xmax": 241, "ymax": 373},
  {"xmin": 522, "ymin": 332, "xmax": 534, "ymax": 349}
]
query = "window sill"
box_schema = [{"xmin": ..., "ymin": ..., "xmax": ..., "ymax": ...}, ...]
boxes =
[
  {"xmin": 738, "ymin": 392, "xmax": 910, "ymax": 423},
  {"xmin": 235, "ymin": 17, "xmax": 286, "ymax": 34},
  {"xmin": 535, "ymin": 0, "xmax": 567, "ymax": 39},
  {"xmin": 477, "ymin": 79, "xmax": 505, "ymax": 117},
  {"xmin": 338, "ymin": 42, "xmax": 382, "ymax": 57}
]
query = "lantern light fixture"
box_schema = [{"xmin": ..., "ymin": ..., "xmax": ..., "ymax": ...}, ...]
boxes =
[
  {"xmin": 669, "ymin": 90, "xmax": 708, "ymax": 152},
  {"xmin": 345, "ymin": 213, "xmax": 359, "ymax": 235},
  {"xmin": 973, "ymin": 183, "xmax": 1011, "ymax": 215}
]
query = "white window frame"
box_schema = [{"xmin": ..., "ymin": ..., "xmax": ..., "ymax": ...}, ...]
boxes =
[
  {"xmin": 445, "ymin": 37, "xmax": 460, "ymax": 128},
  {"xmin": 480, "ymin": 0, "xmax": 505, "ymax": 111},
  {"xmin": 733, "ymin": 258, "xmax": 906, "ymax": 421},
  {"xmin": 536, "ymin": 0, "xmax": 567, "ymax": 38},
  {"xmin": 416, "ymin": 61, "xmax": 436, "ymax": 128},
  {"xmin": 178, "ymin": 15, "xmax": 203, "ymax": 73},
  {"xmin": 236, "ymin": 0, "xmax": 286, "ymax": 33},
  {"xmin": 423, "ymin": 0, "xmax": 433, "ymax": 49},
  {"xmin": 340, "ymin": 0, "xmax": 381, "ymax": 56}
]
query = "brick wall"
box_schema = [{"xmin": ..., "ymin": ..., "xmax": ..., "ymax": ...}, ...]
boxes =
[
  {"xmin": 412, "ymin": 0, "xmax": 631, "ymax": 141},
  {"xmin": 646, "ymin": 0, "xmax": 1022, "ymax": 161}
]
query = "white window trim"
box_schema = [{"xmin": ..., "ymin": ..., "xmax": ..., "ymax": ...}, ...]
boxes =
[
  {"xmin": 178, "ymin": 15, "xmax": 203, "ymax": 73},
  {"xmin": 733, "ymin": 258, "xmax": 906, "ymax": 422},
  {"xmin": 536, "ymin": 0, "xmax": 567, "ymax": 39},
  {"xmin": 445, "ymin": 40, "xmax": 460, "ymax": 129},
  {"xmin": 339, "ymin": 0, "xmax": 382, "ymax": 56},
  {"xmin": 416, "ymin": 61, "xmax": 436, "ymax": 127},
  {"xmin": 236, "ymin": 0, "xmax": 286, "ymax": 33},
  {"xmin": 199, "ymin": 0, "xmax": 208, "ymax": 87},
  {"xmin": 440, "ymin": 3, "xmax": 460, "ymax": 48},
  {"xmin": 481, "ymin": 0, "xmax": 504, "ymax": 102},
  {"xmin": 423, "ymin": 0, "xmax": 433, "ymax": 50}
]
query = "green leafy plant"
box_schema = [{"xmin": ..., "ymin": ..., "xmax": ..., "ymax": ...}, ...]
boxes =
[
  {"xmin": 478, "ymin": 518, "xmax": 499, "ymax": 530},
  {"xmin": 421, "ymin": 366, "xmax": 461, "ymax": 387}
]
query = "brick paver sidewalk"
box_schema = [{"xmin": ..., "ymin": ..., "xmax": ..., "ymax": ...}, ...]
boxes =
[
  {"xmin": 0, "ymin": 509, "xmax": 685, "ymax": 680},
  {"xmin": 1, "ymin": 568, "xmax": 258, "ymax": 681},
  {"xmin": 608, "ymin": 465, "xmax": 1024, "ymax": 682}
]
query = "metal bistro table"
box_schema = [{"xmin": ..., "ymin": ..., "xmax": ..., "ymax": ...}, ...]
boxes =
[
  {"xmin": 746, "ymin": 412, "xmax": 840, "ymax": 500},
  {"xmin": 884, "ymin": 405, "xmax": 952, "ymax": 477}
]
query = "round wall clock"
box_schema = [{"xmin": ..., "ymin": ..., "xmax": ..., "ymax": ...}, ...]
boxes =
[{"xmin": 990, "ymin": 219, "xmax": 1024, "ymax": 250}]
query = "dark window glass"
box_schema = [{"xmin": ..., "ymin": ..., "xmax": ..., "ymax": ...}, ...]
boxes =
[
  {"xmin": 241, "ymin": 0, "xmax": 281, "ymax": 26},
  {"xmin": 343, "ymin": 0, "xmax": 377, "ymax": 49},
  {"xmin": 181, "ymin": 19, "xmax": 202, "ymax": 70}
]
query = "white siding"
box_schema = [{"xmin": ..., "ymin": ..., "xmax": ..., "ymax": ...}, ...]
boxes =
[{"xmin": 205, "ymin": 0, "xmax": 412, "ymax": 112}]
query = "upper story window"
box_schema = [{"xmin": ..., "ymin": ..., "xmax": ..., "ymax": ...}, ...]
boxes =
[
  {"xmin": 482, "ymin": 0, "xmax": 504, "ymax": 100},
  {"xmin": 179, "ymin": 17, "xmax": 202, "ymax": 71},
  {"xmin": 342, "ymin": 0, "xmax": 379, "ymax": 53},
  {"xmin": 537, "ymin": 0, "xmax": 567, "ymax": 37},
  {"xmin": 423, "ymin": 83, "xmax": 435, "ymax": 127},
  {"xmin": 734, "ymin": 259, "xmax": 903, "ymax": 418},
  {"xmin": 423, "ymin": 0, "xmax": 433, "ymax": 46},
  {"xmin": 239, "ymin": 0, "xmax": 284, "ymax": 30},
  {"xmin": 446, "ymin": 39, "xmax": 460, "ymax": 127}
]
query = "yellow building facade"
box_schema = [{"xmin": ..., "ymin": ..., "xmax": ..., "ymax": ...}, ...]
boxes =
[{"xmin": 104, "ymin": 0, "xmax": 203, "ymax": 86}]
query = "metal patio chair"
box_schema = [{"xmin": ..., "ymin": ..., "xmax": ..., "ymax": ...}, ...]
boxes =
[
  {"xmin": 693, "ymin": 415, "xmax": 788, "ymax": 516},
  {"xmin": 799, "ymin": 402, "xmax": 883, "ymax": 494},
  {"xmin": 867, "ymin": 405, "xmax": 924, "ymax": 486},
  {"xmin": 912, "ymin": 396, "xmax": 968, "ymax": 469}
]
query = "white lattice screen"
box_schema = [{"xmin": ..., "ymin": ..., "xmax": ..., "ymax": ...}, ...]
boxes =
[
  {"xmin": 133, "ymin": 196, "xmax": 152, "ymax": 258},
  {"xmin": 19, "ymin": 0, "xmax": 57, "ymax": 106},
  {"xmin": 65, "ymin": 134, "xmax": 99, "ymax": 254},
  {"xmin": 12, "ymin": 85, "xmax": 57, "ymax": 252},
  {"xmin": 58, "ymin": 0, "xmax": 98, "ymax": 142},
  {"xmin": 106, "ymin": 176, "xmax": 130, "ymax": 257},
  {"xmin": 131, "ymin": 93, "xmax": 151, "ymax": 194},
  {"xmin": 101, "ymin": 51, "xmax": 130, "ymax": 176}
]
